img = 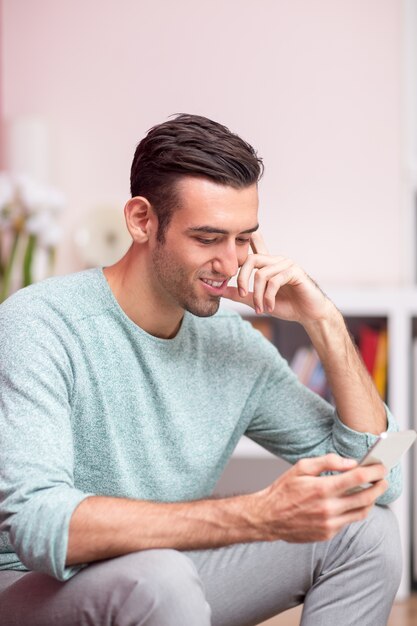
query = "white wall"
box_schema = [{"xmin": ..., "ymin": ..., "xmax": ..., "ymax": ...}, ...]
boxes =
[{"xmin": 1, "ymin": 0, "xmax": 403, "ymax": 286}]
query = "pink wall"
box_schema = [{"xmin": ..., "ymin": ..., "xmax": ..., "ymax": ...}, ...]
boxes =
[
  {"xmin": 1, "ymin": 0, "xmax": 403, "ymax": 285},
  {"xmin": 0, "ymin": 0, "xmax": 4, "ymax": 168}
]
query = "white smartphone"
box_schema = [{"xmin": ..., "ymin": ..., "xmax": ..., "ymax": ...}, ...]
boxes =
[
  {"xmin": 358, "ymin": 430, "xmax": 416, "ymax": 471},
  {"xmin": 347, "ymin": 430, "xmax": 416, "ymax": 493}
]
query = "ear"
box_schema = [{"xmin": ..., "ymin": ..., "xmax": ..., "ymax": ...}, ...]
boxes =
[{"xmin": 124, "ymin": 196, "xmax": 156, "ymax": 244}]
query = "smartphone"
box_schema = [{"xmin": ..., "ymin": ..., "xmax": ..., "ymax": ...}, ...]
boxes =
[
  {"xmin": 347, "ymin": 430, "xmax": 416, "ymax": 493},
  {"xmin": 359, "ymin": 430, "xmax": 416, "ymax": 470}
]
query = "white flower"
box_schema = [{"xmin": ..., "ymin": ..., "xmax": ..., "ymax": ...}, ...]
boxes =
[
  {"xmin": 39, "ymin": 222, "xmax": 62, "ymax": 248},
  {"xmin": 26, "ymin": 211, "xmax": 50, "ymax": 236},
  {"xmin": 45, "ymin": 188, "xmax": 66, "ymax": 214},
  {"xmin": 15, "ymin": 174, "xmax": 48, "ymax": 215},
  {"xmin": 26, "ymin": 209, "xmax": 62, "ymax": 248}
]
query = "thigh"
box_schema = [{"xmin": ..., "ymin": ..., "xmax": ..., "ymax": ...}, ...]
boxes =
[
  {"xmin": 0, "ymin": 543, "xmax": 308, "ymax": 626},
  {"xmin": 0, "ymin": 549, "xmax": 209, "ymax": 626},
  {"xmin": 185, "ymin": 538, "xmax": 315, "ymax": 626},
  {"xmin": 0, "ymin": 562, "xmax": 131, "ymax": 626},
  {"xmin": 185, "ymin": 505, "xmax": 401, "ymax": 626},
  {"xmin": 0, "ymin": 570, "xmax": 27, "ymax": 594}
]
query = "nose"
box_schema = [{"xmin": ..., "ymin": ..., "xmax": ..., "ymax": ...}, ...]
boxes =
[{"xmin": 212, "ymin": 241, "xmax": 240, "ymax": 278}]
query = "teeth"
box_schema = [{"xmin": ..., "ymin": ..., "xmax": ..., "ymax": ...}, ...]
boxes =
[{"xmin": 202, "ymin": 278, "xmax": 223, "ymax": 288}]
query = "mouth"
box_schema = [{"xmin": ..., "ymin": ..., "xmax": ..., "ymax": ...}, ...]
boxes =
[{"xmin": 199, "ymin": 277, "xmax": 228, "ymax": 295}]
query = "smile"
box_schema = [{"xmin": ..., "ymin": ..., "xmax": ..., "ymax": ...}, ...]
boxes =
[
  {"xmin": 199, "ymin": 277, "xmax": 228, "ymax": 295},
  {"xmin": 201, "ymin": 278, "xmax": 225, "ymax": 288}
]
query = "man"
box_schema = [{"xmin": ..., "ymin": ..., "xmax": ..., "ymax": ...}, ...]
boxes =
[{"xmin": 0, "ymin": 114, "xmax": 401, "ymax": 625}]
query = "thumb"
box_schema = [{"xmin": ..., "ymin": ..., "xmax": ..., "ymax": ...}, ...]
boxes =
[{"xmin": 223, "ymin": 285, "xmax": 255, "ymax": 309}]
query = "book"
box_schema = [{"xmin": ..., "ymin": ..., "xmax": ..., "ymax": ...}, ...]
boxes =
[
  {"xmin": 358, "ymin": 324, "xmax": 380, "ymax": 376},
  {"xmin": 290, "ymin": 346, "xmax": 330, "ymax": 399},
  {"xmin": 373, "ymin": 329, "xmax": 388, "ymax": 399}
]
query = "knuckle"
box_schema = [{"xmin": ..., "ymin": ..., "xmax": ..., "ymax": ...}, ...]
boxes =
[
  {"xmin": 268, "ymin": 275, "xmax": 282, "ymax": 287},
  {"xmin": 356, "ymin": 469, "xmax": 370, "ymax": 484},
  {"xmin": 314, "ymin": 483, "xmax": 328, "ymax": 499},
  {"xmin": 326, "ymin": 453, "xmax": 340, "ymax": 464},
  {"xmin": 318, "ymin": 502, "xmax": 332, "ymax": 519},
  {"xmin": 295, "ymin": 459, "xmax": 308, "ymax": 473},
  {"xmin": 253, "ymin": 270, "xmax": 265, "ymax": 284}
]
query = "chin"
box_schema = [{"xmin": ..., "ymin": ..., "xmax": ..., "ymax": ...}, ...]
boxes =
[{"xmin": 185, "ymin": 298, "xmax": 220, "ymax": 318}]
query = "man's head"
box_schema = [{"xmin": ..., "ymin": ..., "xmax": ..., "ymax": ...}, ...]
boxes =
[{"xmin": 130, "ymin": 114, "xmax": 263, "ymax": 243}]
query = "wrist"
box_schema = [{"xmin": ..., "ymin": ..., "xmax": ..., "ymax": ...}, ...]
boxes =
[
  {"xmin": 221, "ymin": 492, "xmax": 267, "ymax": 543},
  {"xmin": 303, "ymin": 302, "xmax": 346, "ymax": 345}
]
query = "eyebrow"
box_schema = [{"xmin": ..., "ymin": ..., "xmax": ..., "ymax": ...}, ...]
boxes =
[{"xmin": 186, "ymin": 224, "xmax": 259, "ymax": 235}]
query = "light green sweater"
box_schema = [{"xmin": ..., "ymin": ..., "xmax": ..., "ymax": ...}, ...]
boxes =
[{"xmin": 0, "ymin": 269, "xmax": 400, "ymax": 581}]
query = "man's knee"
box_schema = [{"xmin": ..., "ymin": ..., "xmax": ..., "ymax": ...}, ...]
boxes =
[
  {"xmin": 10, "ymin": 549, "xmax": 212, "ymax": 626},
  {"xmin": 103, "ymin": 549, "xmax": 211, "ymax": 625},
  {"xmin": 349, "ymin": 505, "xmax": 402, "ymax": 593}
]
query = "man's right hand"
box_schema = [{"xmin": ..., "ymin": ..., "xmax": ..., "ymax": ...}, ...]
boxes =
[{"xmin": 250, "ymin": 453, "xmax": 388, "ymax": 543}]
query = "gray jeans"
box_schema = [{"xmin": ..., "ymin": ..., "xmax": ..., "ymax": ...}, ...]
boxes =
[{"xmin": 0, "ymin": 506, "xmax": 401, "ymax": 626}]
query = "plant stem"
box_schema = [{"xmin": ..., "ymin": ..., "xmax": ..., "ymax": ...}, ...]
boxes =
[
  {"xmin": 0, "ymin": 231, "xmax": 20, "ymax": 303},
  {"xmin": 0, "ymin": 233, "xmax": 4, "ymax": 279},
  {"xmin": 47, "ymin": 246, "xmax": 56, "ymax": 277},
  {"xmin": 23, "ymin": 234, "xmax": 37, "ymax": 287}
]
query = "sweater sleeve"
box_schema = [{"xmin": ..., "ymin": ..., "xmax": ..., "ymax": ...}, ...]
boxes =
[
  {"xmin": 243, "ymin": 325, "xmax": 401, "ymax": 505},
  {"xmin": 0, "ymin": 292, "xmax": 91, "ymax": 580}
]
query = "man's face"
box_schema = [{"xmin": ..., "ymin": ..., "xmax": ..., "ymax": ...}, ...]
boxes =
[{"xmin": 150, "ymin": 177, "xmax": 259, "ymax": 317}]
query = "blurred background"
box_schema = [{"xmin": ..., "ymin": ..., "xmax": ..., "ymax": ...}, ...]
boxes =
[
  {"xmin": 1, "ymin": 0, "xmax": 417, "ymax": 602},
  {"xmin": 0, "ymin": 0, "xmax": 414, "ymax": 287}
]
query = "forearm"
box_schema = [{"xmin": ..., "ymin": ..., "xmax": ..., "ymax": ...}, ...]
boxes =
[
  {"xmin": 303, "ymin": 303, "xmax": 387, "ymax": 435},
  {"xmin": 66, "ymin": 493, "xmax": 261, "ymax": 565},
  {"xmin": 67, "ymin": 456, "xmax": 391, "ymax": 566}
]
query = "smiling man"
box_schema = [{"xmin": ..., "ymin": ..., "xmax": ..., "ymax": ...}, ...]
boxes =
[{"xmin": 0, "ymin": 114, "xmax": 402, "ymax": 626}]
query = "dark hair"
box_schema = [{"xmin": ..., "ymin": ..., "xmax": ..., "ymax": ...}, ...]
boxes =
[{"xmin": 130, "ymin": 114, "xmax": 263, "ymax": 242}]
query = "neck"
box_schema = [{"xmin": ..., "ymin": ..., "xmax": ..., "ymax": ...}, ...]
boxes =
[{"xmin": 103, "ymin": 245, "xmax": 184, "ymax": 339}]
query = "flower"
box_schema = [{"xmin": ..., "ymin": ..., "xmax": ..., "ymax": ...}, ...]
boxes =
[{"xmin": 0, "ymin": 171, "xmax": 66, "ymax": 302}]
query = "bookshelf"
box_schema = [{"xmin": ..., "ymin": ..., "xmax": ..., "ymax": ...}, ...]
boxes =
[{"xmin": 219, "ymin": 286, "xmax": 417, "ymax": 599}]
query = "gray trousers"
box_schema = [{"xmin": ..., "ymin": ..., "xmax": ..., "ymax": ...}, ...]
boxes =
[{"xmin": 0, "ymin": 506, "xmax": 402, "ymax": 626}]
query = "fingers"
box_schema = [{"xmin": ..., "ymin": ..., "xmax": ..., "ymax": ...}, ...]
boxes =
[
  {"xmin": 250, "ymin": 231, "xmax": 269, "ymax": 255},
  {"xmin": 309, "ymin": 503, "xmax": 376, "ymax": 541},
  {"xmin": 237, "ymin": 254, "xmax": 294, "ymax": 301},
  {"xmin": 237, "ymin": 253, "xmax": 273, "ymax": 297},
  {"xmin": 342, "ymin": 478, "xmax": 388, "ymax": 507},
  {"xmin": 222, "ymin": 285, "xmax": 255, "ymax": 308},
  {"xmin": 332, "ymin": 463, "xmax": 387, "ymax": 495},
  {"xmin": 294, "ymin": 455, "xmax": 388, "ymax": 513},
  {"xmin": 253, "ymin": 261, "xmax": 301, "ymax": 313},
  {"xmin": 295, "ymin": 453, "xmax": 358, "ymax": 477}
]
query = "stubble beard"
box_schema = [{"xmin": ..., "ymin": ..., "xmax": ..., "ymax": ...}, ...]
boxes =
[{"xmin": 151, "ymin": 244, "xmax": 220, "ymax": 318}]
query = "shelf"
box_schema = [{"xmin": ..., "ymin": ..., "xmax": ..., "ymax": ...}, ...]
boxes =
[{"xmin": 221, "ymin": 286, "xmax": 417, "ymax": 317}]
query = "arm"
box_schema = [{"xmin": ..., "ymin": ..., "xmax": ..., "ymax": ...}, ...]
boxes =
[
  {"xmin": 303, "ymin": 307, "xmax": 386, "ymax": 434},
  {"xmin": 224, "ymin": 232, "xmax": 387, "ymax": 436},
  {"xmin": 67, "ymin": 454, "xmax": 387, "ymax": 565},
  {"xmin": 0, "ymin": 293, "xmax": 88, "ymax": 580}
]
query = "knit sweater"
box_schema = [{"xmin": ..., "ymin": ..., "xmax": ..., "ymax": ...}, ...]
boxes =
[{"xmin": 0, "ymin": 269, "xmax": 400, "ymax": 581}]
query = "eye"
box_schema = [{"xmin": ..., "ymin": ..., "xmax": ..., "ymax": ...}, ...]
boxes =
[
  {"xmin": 196, "ymin": 237, "xmax": 217, "ymax": 245},
  {"xmin": 236, "ymin": 238, "xmax": 251, "ymax": 245}
]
